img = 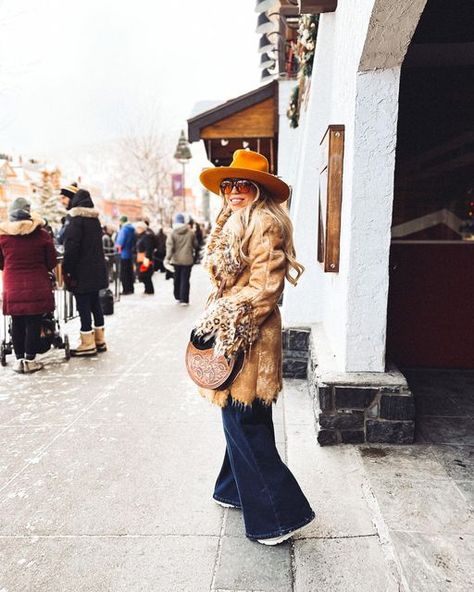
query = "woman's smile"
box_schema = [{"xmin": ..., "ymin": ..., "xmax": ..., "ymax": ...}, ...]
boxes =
[
  {"xmin": 229, "ymin": 195, "xmax": 246, "ymax": 207},
  {"xmin": 227, "ymin": 185, "xmax": 257, "ymax": 211}
]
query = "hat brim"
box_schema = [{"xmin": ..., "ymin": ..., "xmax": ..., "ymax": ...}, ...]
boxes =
[{"xmin": 199, "ymin": 167, "xmax": 290, "ymax": 203}]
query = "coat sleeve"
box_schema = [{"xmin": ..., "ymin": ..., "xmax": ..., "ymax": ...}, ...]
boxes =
[
  {"xmin": 165, "ymin": 232, "xmax": 174, "ymax": 261},
  {"xmin": 43, "ymin": 230, "xmax": 58, "ymax": 270},
  {"xmin": 62, "ymin": 218, "xmax": 82, "ymax": 276},
  {"xmin": 194, "ymin": 217, "xmax": 287, "ymax": 358},
  {"xmin": 115, "ymin": 227, "xmax": 125, "ymax": 248}
]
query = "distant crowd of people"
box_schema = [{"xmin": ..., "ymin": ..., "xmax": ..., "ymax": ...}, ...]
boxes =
[
  {"xmin": 0, "ymin": 181, "xmax": 208, "ymax": 373},
  {"xmin": 112, "ymin": 210, "xmax": 205, "ymax": 304}
]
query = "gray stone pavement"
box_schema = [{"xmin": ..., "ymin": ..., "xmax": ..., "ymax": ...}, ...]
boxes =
[{"xmin": 0, "ymin": 267, "xmax": 472, "ymax": 591}]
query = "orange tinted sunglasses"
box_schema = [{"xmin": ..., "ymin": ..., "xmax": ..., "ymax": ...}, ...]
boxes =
[{"xmin": 220, "ymin": 179, "xmax": 254, "ymax": 195}]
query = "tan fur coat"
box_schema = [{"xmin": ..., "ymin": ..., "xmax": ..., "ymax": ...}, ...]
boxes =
[{"xmin": 194, "ymin": 209, "xmax": 286, "ymax": 407}]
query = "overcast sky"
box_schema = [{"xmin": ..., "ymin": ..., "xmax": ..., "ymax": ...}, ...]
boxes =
[{"xmin": 0, "ymin": 0, "xmax": 261, "ymax": 158}]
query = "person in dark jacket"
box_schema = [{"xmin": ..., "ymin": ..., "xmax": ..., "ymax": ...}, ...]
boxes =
[
  {"xmin": 0, "ymin": 197, "xmax": 57, "ymax": 373},
  {"xmin": 153, "ymin": 227, "xmax": 167, "ymax": 273},
  {"xmin": 61, "ymin": 189, "xmax": 108, "ymax": 356},
  {"xmin": 192, "ymin": 221, "xmax": 204, "ymax": 263},
  {"xmin": 135, "ymin": 221, "xmax": 155, "ymax": 295},
  {"xmin": 57, "ymin": 184, "xmax": 79, "ymax": 247},
  {"xmin": 102, "ymin": 226, "xmax": 116, "ymax": 283},
  {"xmin": 115, "ymin": 215, "xmax": 136, "ymax": 295}
]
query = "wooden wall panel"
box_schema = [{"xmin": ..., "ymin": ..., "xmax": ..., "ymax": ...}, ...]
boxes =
[{"xmin": 201, "ymin": 98, "xmax": 275, "ymax": 139}]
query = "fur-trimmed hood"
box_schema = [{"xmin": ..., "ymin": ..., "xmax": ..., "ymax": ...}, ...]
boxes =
[
  {"xmin": 0, "ymin": 212, "xmax": 45, "ymax": 236},
  {"xmin": 68, "ymin": 207, "xmax": 100, "ymax": 219}
]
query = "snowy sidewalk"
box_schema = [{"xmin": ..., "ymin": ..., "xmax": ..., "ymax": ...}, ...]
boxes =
[{"xmin": 0, "ymin": 267, "xmax": 472, "ymax": 591}]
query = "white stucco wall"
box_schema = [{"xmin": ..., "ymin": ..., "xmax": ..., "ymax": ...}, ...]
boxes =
[
  {"xmin": 282, "ymin": 0, "xmax": 427, "ymax": 372},
  {"xmin": 283, "ymin": 1, "xmax": 376, "ymax": 345},
  {"xmin": 277, "ymin": 80, "xmax": 300, "ymax": 186}
]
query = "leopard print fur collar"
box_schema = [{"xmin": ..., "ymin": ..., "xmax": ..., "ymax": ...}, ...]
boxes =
[{"xmin": 204, "ymin": 211, "xmax": 244, "ymax": 283}]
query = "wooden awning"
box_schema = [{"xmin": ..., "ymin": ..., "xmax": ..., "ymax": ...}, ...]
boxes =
[
  {"xmin": 298, "ymin": 0, "xmax": 337, "ymax": 13},
  {"xmin": 187, "ymin": 81, "xmax": 279, "ymax": 173}
]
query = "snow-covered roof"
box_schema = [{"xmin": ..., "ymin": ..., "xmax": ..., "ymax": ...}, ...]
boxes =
[{"xmin": 189, "ymin": 100, "xmax": 225, "ymax": 119}]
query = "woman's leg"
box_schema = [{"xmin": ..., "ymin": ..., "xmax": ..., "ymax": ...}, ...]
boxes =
[
  {"xmin": 74, "ymin": 293, "xmax": 93, "ymax": 332},
  {"xmin": 121, "ymin": 259, "xmax": 134, "ymax": 294},
  {"xmin": 24, "ymin": 315, "xmax": 43, "ymax": 360},
  {"xmin": 179, "ymin": 265, "xmax": 191, "ymax": 304},
  {"xmin": 221, "ymin": 397, "xmax": 314, "ymax": 540},
  {"xmin": 89, "ymin": 292, "xmax": 105, "ymax": 328},
  {"xmin": 173, "ymin": 265, "xmax": 182, "ymax": 301},
  {"xmin": 213, "ymin": 448, "xmax": 241, "ymax": 508},
  {"xmin": 143, "ymin": 271, "xmax": 154, "ymax": 294},
  {"xmin": 10, "ymin": 316, "xmax": 26, "ymax": 359}
]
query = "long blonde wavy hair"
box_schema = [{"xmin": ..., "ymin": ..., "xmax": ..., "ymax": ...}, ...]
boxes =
[{"xmin": 218, "ymin": 183, "xmax": 304, "ymax": 286}]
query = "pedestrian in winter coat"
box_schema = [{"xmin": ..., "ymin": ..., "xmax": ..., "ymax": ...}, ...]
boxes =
[
  {"xmin": 135, "ymin": 221, "xmax": 155, "ymax": 295},
  {"xmin": 115, "ymin": 216, "xmax": 136, "ymax": 295},
  {"xmin": 153, "ymin": 228, "xmax": 167, "ymax": 273},
  {"xmin": 0, "ymin": 197, "xmax": 57, "ymax": 374},
  {"xmin": 193, "ymin": 149, "xmax": 314, "ymax": 544},
  {"xmin": 165, "ymin": 213, "xmax": 197, "ymax": 306},
  {"xmin": 61, "ymin": 188, "xmax": 108, "ymax": 356},
  {"xmin": 102, "ymin": 226, "xmax": 116, "ymax": 283},
  {"xmin": 102, "ymin": 226, "xmax": 115, "ymax": 257}
]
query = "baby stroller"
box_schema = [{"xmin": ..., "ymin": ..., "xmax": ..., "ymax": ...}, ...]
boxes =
[
  {"xmin": 1, "ymin": 309, "xmax": 70, "ymax": 367},
  {"xmin": 1, "ymin": 268, "xmax": 71, "ymax": 366}
]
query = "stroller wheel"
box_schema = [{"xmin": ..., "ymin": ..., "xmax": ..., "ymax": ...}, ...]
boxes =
[
  {"xmin": 64, "ymin": 334, "xmax": 71, "ymax": 361},
  {"xmin": 53, "ymin": 334, "xmax": 62, "ymax": 349},
  {"xmin": 1, "ymin": 342, "xmax": 7, "ymax": 367}
]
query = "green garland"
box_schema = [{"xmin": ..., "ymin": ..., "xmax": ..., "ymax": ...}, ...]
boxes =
[
  {"xmin": 286, "ymin": 14, "xmax": 319, "ymax": 128},
  {"xmin": 287, "ymin": 85, "xmax": 300, "ymax": 129},
  {"xmin": 298, "ymin": 14, "xmax": 319, "ymax": 77}
]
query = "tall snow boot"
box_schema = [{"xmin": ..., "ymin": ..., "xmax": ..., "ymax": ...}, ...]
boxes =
[
  {"xmin": 94, "ymin": 326, "xmax": 107, "ymax": 353},
  {"xmin": 70, "ymin": 331, "xmax": 97, "ymax": 357}
]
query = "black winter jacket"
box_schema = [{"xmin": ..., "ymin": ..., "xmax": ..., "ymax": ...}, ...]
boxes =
[
  {"xmin": 137, "ymin": 230, "xmax": 155, "ymax": 260},
  {"xmin": 62, "ymin": 190, "xmax": 108, "ymax": 294}
]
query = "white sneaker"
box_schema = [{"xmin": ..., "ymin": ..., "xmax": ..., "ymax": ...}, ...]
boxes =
[
  {"xmin": 22, "ymin": 360, "xmax": 44, "ymax": 374},
  {"xmin": 257, "ymin": 521, "xmax": 313, "ymax": 546},
  {"xmin": 12, "ymin": 359, "xmax": 24, "ymax": 374},
  {"xmin": 180, "ymin": 302, "xmax": 189, "ymax": 306},
  {"xmin": 214, "ymin": 499, "xmax": 239, "ymax": 509}
]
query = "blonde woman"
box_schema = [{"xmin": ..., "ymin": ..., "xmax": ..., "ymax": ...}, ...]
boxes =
[{"xmin": 194, "ymin": 150, "xmax": 314, "ymax": 545}]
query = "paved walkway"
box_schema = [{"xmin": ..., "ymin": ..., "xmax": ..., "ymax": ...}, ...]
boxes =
[{"xmin": 0, "ymin": 268, "xmax": 472, "ymax": 591}]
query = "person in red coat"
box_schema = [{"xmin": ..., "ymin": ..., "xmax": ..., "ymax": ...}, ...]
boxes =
[{"xmin": 0, "ymin": 197, "xmax": 57, "ymax": 373}]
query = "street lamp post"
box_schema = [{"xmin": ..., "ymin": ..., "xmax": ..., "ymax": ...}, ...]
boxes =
[{"xmin": 174, "ymin": 130, "xmax": 192, "ymax": 213}]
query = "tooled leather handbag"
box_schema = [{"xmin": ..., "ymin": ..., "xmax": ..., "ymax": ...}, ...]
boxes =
[{"xmin": 185, "ymin": 281, "xmax": 244, "ymax": 390}]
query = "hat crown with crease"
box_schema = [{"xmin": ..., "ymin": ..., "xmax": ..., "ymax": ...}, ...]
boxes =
[
  {"xmin": 228, "ymin": 149, "xmax": 269, "ymax": 173},
  {"xmin": 199, "ymin": 149, "xmax": 290, "ymax": 203}
]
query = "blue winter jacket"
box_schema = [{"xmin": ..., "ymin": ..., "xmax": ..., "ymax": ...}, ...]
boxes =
[{"xmin": 115, "ymin": 223, "xmax": 136, "ymax": 260}]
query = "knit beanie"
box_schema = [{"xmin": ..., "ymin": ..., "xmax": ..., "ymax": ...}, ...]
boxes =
[
  {"xmin": 9, "ymin": 197, "xmax": 32, "ymax": 221},
  {"xmin": 174, "ymin": 213, "xmax": 185, "ymax": 224},
  {"xmin": 60, "ymin": 183, "xmax": 79, "ymax": 200}
]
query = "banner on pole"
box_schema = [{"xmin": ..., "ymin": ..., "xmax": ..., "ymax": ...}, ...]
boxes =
[{"xmin": 171, "ymin": 173, "xmax": 184, "ymax": 196}]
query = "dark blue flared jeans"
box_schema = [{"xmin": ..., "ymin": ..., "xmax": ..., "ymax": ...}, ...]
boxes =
[{"xmin": 214, "ymin": 396, "xmax": 315, "ymax": 540}]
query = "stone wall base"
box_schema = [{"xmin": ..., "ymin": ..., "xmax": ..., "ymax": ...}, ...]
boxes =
[
  {"xmin": 282, "ymin": 327, "xmax": 310, "ymax": 379},
  {"xmin": 288, "ymin": 324, "xmax": 416, "ymax": 445}
]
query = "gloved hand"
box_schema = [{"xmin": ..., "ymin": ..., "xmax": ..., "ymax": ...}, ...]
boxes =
[{"xmin": 190, "ymin": 329, "xmax": 215, "ymax": 350}]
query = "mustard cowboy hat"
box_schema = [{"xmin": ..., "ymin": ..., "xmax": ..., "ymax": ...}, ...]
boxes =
[{"xmin": 199, "ymin": 149, "xmax": 290, "ymax": 203}]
